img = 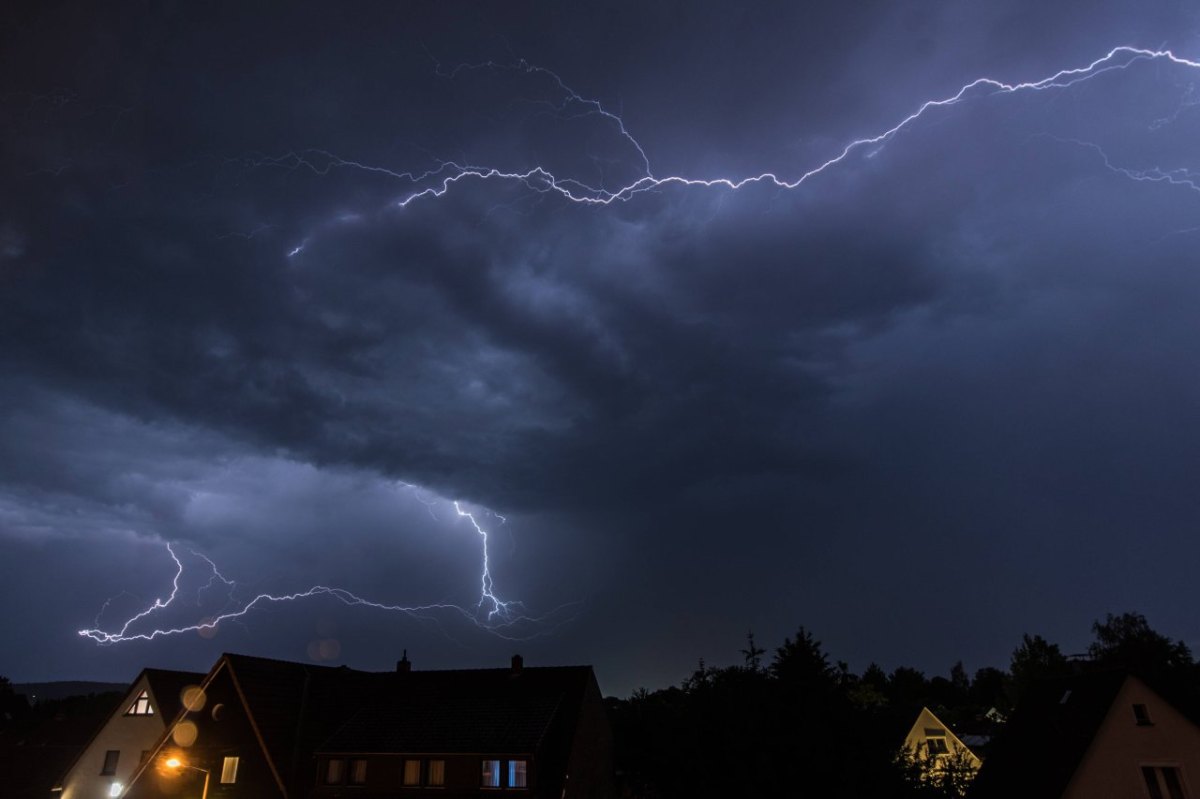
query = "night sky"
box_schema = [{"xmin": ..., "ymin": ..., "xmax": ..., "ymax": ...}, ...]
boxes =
[{"xmin": 3, "ymin": 1, "xmax": 1200, "ymax": 696}]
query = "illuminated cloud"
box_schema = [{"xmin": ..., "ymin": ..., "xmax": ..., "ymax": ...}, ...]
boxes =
[{"xmin": 2, "ymin": 0, "xmax": 1200, "ymax": 692}]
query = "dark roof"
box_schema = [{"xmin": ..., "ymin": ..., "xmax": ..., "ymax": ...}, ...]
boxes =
[
  {"xmin": 221, "ymin": 653, "xmax": 380, "ymax": 780},
  {"xmin": 143, "ymin": 668, "xmax": 205, "ymax": 720},
  {"xmin": 318, "ymin": 668, "xmax": 591, "ymax": 754},
  {"xmin": 217, "ymin": 653, "xmax": 592, "ymax": 772},
  {"xmin": 968, "ymin": 671, "xmax": 1129, "ymax": 799}
]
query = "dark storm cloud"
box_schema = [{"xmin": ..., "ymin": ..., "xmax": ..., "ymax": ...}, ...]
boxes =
[{"xmin": 3, "ymin": 0, "xmax": 1200, "ymax": 692}]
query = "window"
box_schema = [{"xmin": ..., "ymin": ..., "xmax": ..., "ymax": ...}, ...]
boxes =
[
  {"xmin": 403, "ymin": 759, "xmax": 422, "ymax": 786},
  {"xmin": 125, "ymin": 691, "xmax": 153, "ymax": 716},
  {"xmin": 428, "ymin": 759, "xmax": 445, "ymax": 787},
  {"xmin": 1134, "ymin": 704, "xmax": 1154, "ymax": 726},
  {"xmin": 325, "ymin": 759, "xmax": 345, "ymax": 785},
  {"xmin": 482, "ymin": 759, "xmax": 501, "ymax": 788},
  {"xmin": 481, "ymin": 759, "xmax": 529, "ymax": 789},
  {"xmin": 926, "ymin": 737, "xmax": 949, "ymax": 756},
  {"xmin": 221, "ymin": 756, "xmax": 239, "ymax": 784},
  {"xmin": 101, "ymin": 750, "xmax": 120, "ymax": 776},
  {"xmin": 509, "ymin": 760, "xmax": 528, "ymax": 788},
  {"xmin": 349, "ymin": 759, "xmax": 368, "ymax": 785},
  {"xmin": 1163, "ymin": 768, "xmax": 1187, "ymax": 799},
  {"xmin": 1143, "ymin": 766, "xmax": 1186, "ymax": 799}
]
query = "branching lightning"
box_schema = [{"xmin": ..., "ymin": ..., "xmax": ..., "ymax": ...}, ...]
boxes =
[
  {"xmin": 1052, "ymin": 136, "xmax": 1200, "ymax": 195},
  {"xmin": 78, "ymin": 42, "xmax": 1199, "ymax": 650},
  {"xmin": 253, "ymin": 44, "xmax": 1200, "ymax": 259},
  {"xmin": 80, "ymin": 489, "xmax": 575, "ymax": 645}
]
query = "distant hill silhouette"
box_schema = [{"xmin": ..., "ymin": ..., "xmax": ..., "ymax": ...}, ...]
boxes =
[{"xmin": 14, "ymin": 681, "xmax": 126, "ymax": 702}]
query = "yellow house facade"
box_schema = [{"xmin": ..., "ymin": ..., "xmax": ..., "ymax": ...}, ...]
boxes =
[{"xmin": 903, "ymin": 706, "xmax": 983, "ymax": 771}]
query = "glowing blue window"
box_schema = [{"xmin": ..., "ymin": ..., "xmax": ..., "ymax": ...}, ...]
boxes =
[{"xmin": 481, "ymin": 759, "xmax": 501, "ymax": 788}]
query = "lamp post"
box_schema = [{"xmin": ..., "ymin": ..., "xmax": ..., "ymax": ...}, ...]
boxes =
[{"xmin": 164, "ymin": 757, "xmax": 210, "ymax": 799}]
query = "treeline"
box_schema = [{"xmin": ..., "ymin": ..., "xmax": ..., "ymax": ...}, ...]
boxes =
[
  {"xmin": 606, "ymin": 612, "xmax": 1200, "ymax": 798},
  {"xmin": 0, "ymin": 676, "xmax": 123, "ymax": 731}
]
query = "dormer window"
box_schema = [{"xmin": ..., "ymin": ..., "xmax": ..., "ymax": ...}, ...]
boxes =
[
  {"xmin": 125, "ymin": 690, "xmax": 153, "ymax": 716},
  {"xmin": 1134, "ymin": 704, "xmax": 1153, "ymax": 726}
]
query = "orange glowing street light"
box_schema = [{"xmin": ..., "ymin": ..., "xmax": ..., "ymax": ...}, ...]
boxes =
[{"xmin": 164, "ymin": 756, "xmax": 210, "ymax": 799}]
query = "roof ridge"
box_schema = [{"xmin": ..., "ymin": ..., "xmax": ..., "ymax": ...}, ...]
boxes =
[
  {"xmin": 220, "ymin": 652, "xmax": 593, "ymax": 675},
  {"xmin": 143, "ymin": 667, "xmax": 206, "ymax": 677}
]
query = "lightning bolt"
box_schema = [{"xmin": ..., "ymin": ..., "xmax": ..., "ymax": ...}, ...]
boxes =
[
  {"xmin": 247, "ymin": 43, "xmax": 1200, "ymax": 258},
  {"xmin": 427, "ymin": 54, "xmax": 654, "ymax": 180},
  {"xmin": 76, "ymin": 42, "xmax": 1198, "ymax": 649},
  {"xmin": 83, "ymin": 542, "xmax": 188, "ymax": 644},
  {"xmin": 1051, "ymin": 136, "xmax": 1200, "ymax": 195},
  {"xmin": 79, "ymin": 490, "xmax": 576, "ymax": 644}
]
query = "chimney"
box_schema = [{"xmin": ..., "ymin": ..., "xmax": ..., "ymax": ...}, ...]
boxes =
[
  {"xmin": 511, "ymin": 654, "xmax": 524, "ymax": 675},
  {"xmin": 397, "ymin": 650, "xmax": 411, "ymax": 673}
]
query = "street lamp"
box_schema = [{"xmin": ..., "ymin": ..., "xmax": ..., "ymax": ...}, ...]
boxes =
[{"xmin": 164, "ymin": 757, "xmax": 210, "ymax": 799}]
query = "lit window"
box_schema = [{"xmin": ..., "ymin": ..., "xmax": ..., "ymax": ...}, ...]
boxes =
[
  {"xmin": 509, "ymin": 759, "xmax": 528, "ymax": 788},
  {"xmin": 428, "ymin": 760, "xmax": 445, "ymax": 787},
  {"xmin": 125, "ymin": 691, "xmax": 153, "ymax": 716},
  {"xmin": 482, "ymin": 760, "xmax": 501, "ymax": 788},
  {"xmin": 1142, "ymin": 766, "xmax": 1186, "ymax": 799},
  {"xmin": 1134, "ymin": 704, "xmax": 1154, "ymax": 726},
  {"xmin": 349, "ymin": 759, "xmax": 367, "ymax": 785},
  {"xmin": 101, "ymin": 750, "xmax": 120, "ymax": 776},
  {"xmin": 325, "ymin": 759, "xmax": 345, "ymax": 785},
  {"xmin": 221, "ymin": 756, "xmax": 239, "ymax": 784},
  {"xmin": 403, "ymin": 760, "xmax": 421, "ymax": 786}
]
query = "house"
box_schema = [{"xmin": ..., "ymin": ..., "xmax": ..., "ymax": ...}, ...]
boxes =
[
  {"xmin": 53, "ymin": 668, "xmax": 204, "ymax": 799},
  {"xmin": 120, "ymin": 652, "xmax": 613, "ymax": 799},
  {"xmin": 969, "ymin": 671, "xmax": 1200, "ymax": 799},
  {"xmin": 902, "ymin": 706, "xmax": 983, "ymax": 772}
]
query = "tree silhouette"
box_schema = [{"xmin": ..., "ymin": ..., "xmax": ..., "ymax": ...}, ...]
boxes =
[
  {"xmin": 1088, "ymin": 611, "xmax": 1199, "ymax": 713},
  {"xmin": 740, "ymin": 631, "xmax": 766, "ymax": 672},
  {"xmin": 1008, "ymin": 633, "xmax": 1068, "ymax": 705},
  {"xmin": 0, "ymin": 675, "xmax": 29, "ymax": 727},
  {"xmin": 771, "ymin": 626, "xmax": 835, "ymax": 690},
  {"xmin": 1089, "ymin": 612, "xmax": 1193, "ymax": 674}
]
